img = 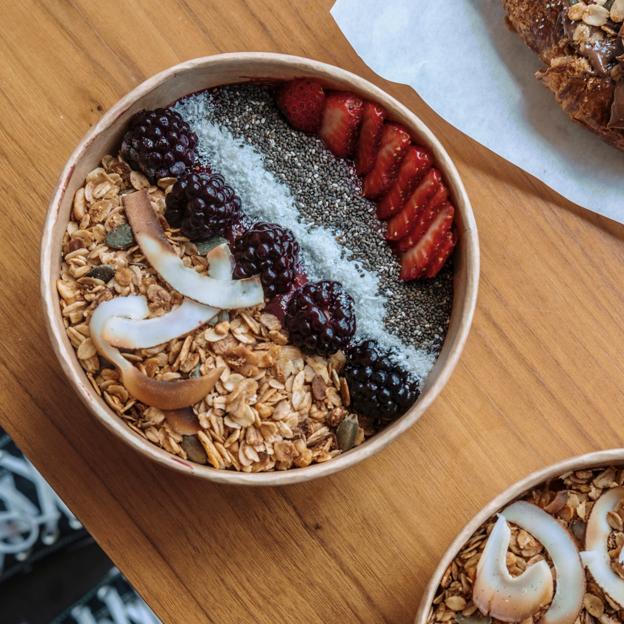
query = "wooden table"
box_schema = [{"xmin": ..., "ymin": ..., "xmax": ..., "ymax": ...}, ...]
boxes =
[{"xmin": 1, "ymin": 1, "xmax": 623, "ymax": 622}]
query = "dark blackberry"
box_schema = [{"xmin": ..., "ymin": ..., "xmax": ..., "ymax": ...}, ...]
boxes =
[
  {"xmin": 222, "ymin": 215, "xmax": 252, "ymax": 246},
  {"xmin": 233, "ymin": 223, "xmax": 300, "ymax": 298},
  {"xmin": 164, "ymin": 172, "xmax": 242, "ymax": 240},
  {"xmin": 285, "ymin": 281, "xmax": 356, "ymax": 356},
  {"xmin": 120, "ymin": 108, "xmax": 197, "ymax": 182},
  {"xmin": 344, "ymin": 340, "xmax": 419, "ymax": 425}
]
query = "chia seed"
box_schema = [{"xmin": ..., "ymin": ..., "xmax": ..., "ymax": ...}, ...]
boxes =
[{"xmin": 175, "ymin": 84, "xmax": 453, "ymax": 372}]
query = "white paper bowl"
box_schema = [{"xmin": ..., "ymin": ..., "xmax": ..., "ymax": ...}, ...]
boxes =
[{"xmin": 41, "ymin": 53, "xmax": 479, "ymax": 486}]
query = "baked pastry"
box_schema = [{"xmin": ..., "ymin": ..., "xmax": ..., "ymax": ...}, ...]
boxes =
[{"xmin": 503, "ymin": 0, "xmax": 624, "ymax": 150}]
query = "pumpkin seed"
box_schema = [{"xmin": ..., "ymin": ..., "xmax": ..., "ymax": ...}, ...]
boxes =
[
  {"xmin": 195, "ymin": 237, "xmax": 228, "ymax": 255},
  {"xmin": 181, "ymin": 435, "xmax": 207, "ymax": 464},
  {"xmin": 571, "ymin": 517, "xmax": 586, "ymax": 541},
  {"xmin": 105, "ymin": 223, "xmax": 135, "ymax": 250},
  {"xmin": 87, "ymin": 264, "xmax": 115, "ymax": 282},
  {"xmin": 456, "ymin": 616, "xmax": 491, "ymax": 624},
  {"xmin": 336, "ymin": 413, "xmax": 358, "ymax": 451}
]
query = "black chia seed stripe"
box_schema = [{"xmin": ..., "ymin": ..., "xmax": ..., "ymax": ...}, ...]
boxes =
[{"xmin": 201, "ymin": 84, "xmax": 452, "ymax": 357}]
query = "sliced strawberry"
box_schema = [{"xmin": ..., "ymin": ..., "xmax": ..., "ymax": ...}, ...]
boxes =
[
  {"xmin": 276, "ymin": 79, "xmax": 326, "ymax": 134},
  {"xmin": 399, "ymin": 204, "xmax": 455, "ymax": 281},
  {"xmin": 363, "ymin": 123, "xmax": 412, "ymax": 199},
  {"xmin": 355, "ymin": 102, "xmax": 386, "ymax": 176},
  {"xmin": 410, "ymin": 169, "xmax": 445, "ymax": 214},
  {"xmin": 319, "ymin": 92, "xmax": 364, "ymax": 158},
  {"xmin": 424, "ymin": 229, "xmax": 457, "ymax": 278},
  {"xmin": 428, "ymin": 183, "xmax": 449, "ymax": 208},
  {"xmin": 384, "ymin": 168, "xmax": 442, "ymax": 241},
  {"xmin": 397, "ymin": 184, "xmax": 449, "ymax": 250},
  {"xmin": 395, "ymin": 192, "xmax": 452, "ymax": 253},
  {"xmin": 376, "ymin": 146, "xmax": 433, "ymax": 220}
]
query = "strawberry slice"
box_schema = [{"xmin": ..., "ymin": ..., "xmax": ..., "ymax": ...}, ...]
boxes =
[
  {"xmin": 376, "ymin": 146, "xmax": 433, "ymax": 220},
  {"xmin": 276, "ymin": 79, "xmax": 326, "ymax": 134},
  {"xmin": 399, "ymin": 204, "xmax": 455, "ymax": 281},
  {"xmin": 424, "ymin": 229, "xmax": 457, "ymax": 278},
  {"xmin": 319, "ymin": 92, "xmax": 364, "ymax": 158},
  {"xmin": 394, "ymin": 184, "xmax": 449, "ymax": 251},
  {"xmin": 362, "ymin": 123, "xmax": 411, "ymax": 199},
  {"xmin": 385, "ymin": 169, "xmax": 443, "ymax": 241},
  {"xmin": 355, "ymin": 102, "xmax": 386, "ymax": 176}
]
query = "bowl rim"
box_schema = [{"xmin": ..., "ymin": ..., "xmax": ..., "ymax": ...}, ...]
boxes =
[
  {"xmin": 413, "ymin": 448, "xmax": 624, "ymax": 623},
  {"xmin": 41, "ymin": 52, "xmax": 479, "ymax": 486}
]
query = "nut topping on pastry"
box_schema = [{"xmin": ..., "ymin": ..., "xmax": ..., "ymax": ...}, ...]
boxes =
[{"xmin": 503, "ymin": 0, "xmax": 624, "ymax": 150}]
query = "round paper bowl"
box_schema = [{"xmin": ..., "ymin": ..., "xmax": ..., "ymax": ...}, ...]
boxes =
[
  {"xmin": 414, "ymin": 448, "xmax": 624, "ymax": 622},
  {"xmin": 41, "ymin": 52, "xmax": 479, "ymax": 485}
]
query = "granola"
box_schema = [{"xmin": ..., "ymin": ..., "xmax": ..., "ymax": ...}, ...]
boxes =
[
  {"xmin": 58, "ymin": 156, "xmax": 369, "ymax": 472},
  {"xmin": 428, "ymin": 466, "xmax": 624, "ymax": 623}
]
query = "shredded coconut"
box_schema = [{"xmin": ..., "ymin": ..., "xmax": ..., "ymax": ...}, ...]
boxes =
[{"xmin": 174, "ymin": 93, "xmax": 434, "ymax": 378}]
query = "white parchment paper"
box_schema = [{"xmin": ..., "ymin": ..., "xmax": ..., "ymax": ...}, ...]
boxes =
[{"xmin": 332, "ymin": 0, "xmax": 623, "ymax": 223}]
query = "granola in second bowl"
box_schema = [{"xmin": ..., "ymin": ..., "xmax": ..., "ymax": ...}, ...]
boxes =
[{"xmin": 428, "ymin": 466, "xmax": 624, "ymax": 624}]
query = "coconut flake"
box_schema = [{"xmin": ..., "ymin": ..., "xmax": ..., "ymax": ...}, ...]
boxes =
[
  {"xmin": 89, "ymin": 296, "xmax": 223, "ymax": 410},
  {"xmin": 104, "ymin": 241, "xmax": 234, "ymax": 349},
  {"xmin": 502, "ymin": 501, "xmax": 584, "ymax": 624},
  {"xmin": 206, "ymin": 242, "xmax": 235, "ymax": 280},
  {"xmin": 581, "ymin": 487, "xmax": 624, "ymax": 608},
  {"xmin": 123, "ymin": 190, "xmax": 263, "ymax": 309},
  {"xmin": 473, "ymin": 515, "xmax": 554, "ymax": 622},
  {"xmin": 103, "ymin": 297, "xmax": 217, "ymax": 350},
  {"xmin": 173, "ymin": 93, "xmax": 435, "ymax": 378}
]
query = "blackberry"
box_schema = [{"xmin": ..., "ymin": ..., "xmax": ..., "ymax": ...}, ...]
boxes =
[
  {"xmin": 233, "ymin": 223, "xmax": 300, "ymax": 298},
  {"xmin": 120, "ymin": 108, "xmax": 197, "ymax": 182},
  {"xmin": 344, "ymin": 340, "xmax": 419, "ymax": 425},
  {"xmin": 165, "ymin": 172, "xmax": 242, "ymax": 240},
  {"xmin": 285, "ymin": 281, "xmax": 355, "ymax": 356},
  {"xmin": 222, "ymin": 215, "xmax": 252, "ymax": 246}
]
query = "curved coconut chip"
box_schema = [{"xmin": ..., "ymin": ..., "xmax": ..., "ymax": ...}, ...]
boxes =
[
  {"xmin": 90, "ymin": 296, "xmax": 223, "ymax": 410},
  {"xmin": 543, "ymin": 491, "xmax": 570, "ymax": 515},
  {"xmin": 206, "ymin": 242, "xmax": 235, "ymax": 280},
  {"xmin": 503, "ymin": 501, "xmax": 584, "ymax": 624},
  {"xmin": 581, "ymin": 487, "xmax": 624, "ymax": 608},
  {"xmin": 104, "ymin": 297, "xmax": 218, "ymax": 350},
  {"xmin": 123, "ymin": 190, "xmax": 263, "ymax": 309},
  {"xmin": 473, "ymin": 515, "xmax": 553, "ymax": 622},
  {"xmin": 104, "ymin": 241, "xmax": 234, "ymax": 349}
]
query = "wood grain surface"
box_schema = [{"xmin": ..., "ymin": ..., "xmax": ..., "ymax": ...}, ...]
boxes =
[{"xmin": 1, "ymin": 1, "xmax": 623, "ymax": 622}]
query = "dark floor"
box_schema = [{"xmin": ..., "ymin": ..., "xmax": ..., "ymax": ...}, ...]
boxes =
[{"xmin": 1, "ymin": 540, "xmax": 113, "ymax": 624}]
